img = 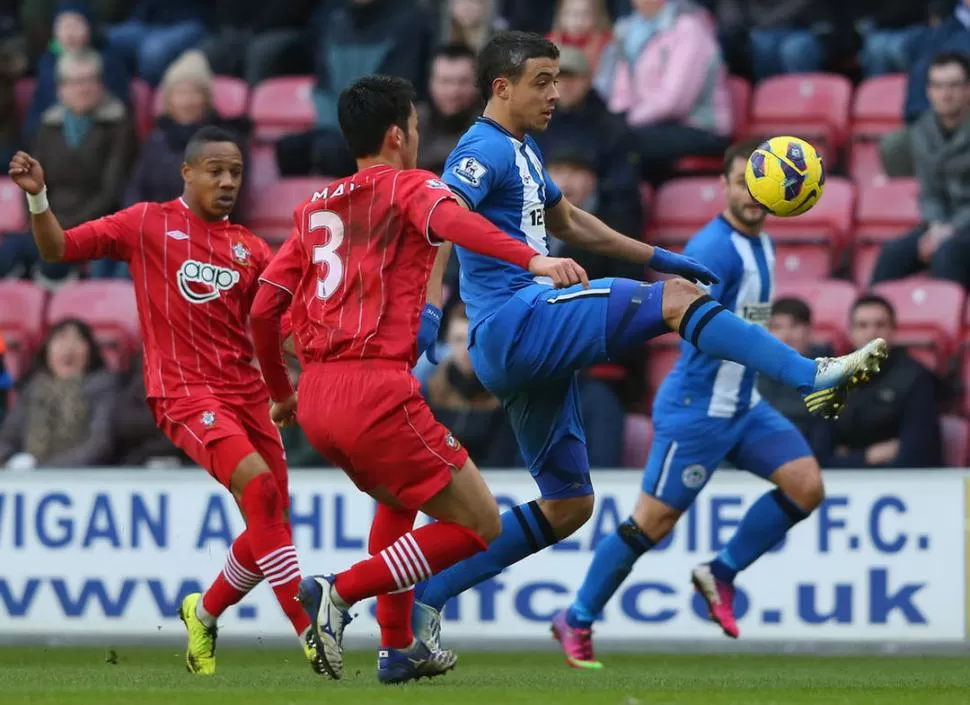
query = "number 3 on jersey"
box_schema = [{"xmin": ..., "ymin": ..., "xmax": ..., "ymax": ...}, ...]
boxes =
[{"xmin": 310, "ymin": 210, "xmax": 344, "ymax": 300}]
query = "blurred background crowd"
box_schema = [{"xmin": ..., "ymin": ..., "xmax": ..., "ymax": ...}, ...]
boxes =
[{"xmin": 0, "ymin": 0, "xmax": 965, "ymax": 472}]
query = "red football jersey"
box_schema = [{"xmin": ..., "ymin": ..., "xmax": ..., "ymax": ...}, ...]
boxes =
[
  {"xmin": 259, "ymin": 165, "xmax": 455, "ymax": 365},
  {"xmin": 62, "ymin": 198, "xmax": 274, "ymax": 400}
]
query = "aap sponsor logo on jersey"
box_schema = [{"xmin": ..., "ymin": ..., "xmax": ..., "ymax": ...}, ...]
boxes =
[
  {"xmin": 177, "ymin": 259, "xmax": 240, "ymax": 304},
  {"xmin": 452, "ymin": 157, "xmax": 487, "ymax": 187}
]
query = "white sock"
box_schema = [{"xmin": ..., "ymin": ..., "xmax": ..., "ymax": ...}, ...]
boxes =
[{"xmin": 195, "ymin": 596, "xmax": 217, "ymax": 628}]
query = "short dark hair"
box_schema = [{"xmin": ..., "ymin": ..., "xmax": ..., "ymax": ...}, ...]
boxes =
[
  {"xmin": 477, "ymin": 31, "xmax": 560, "ymax": 102},
  {"xmin": 723, "ymin": 138, "xmax": 763, "ymax": 177},
  {"xmin": 338, "ymin": 74, "xmax": 416, "ymax": 159},
  {"xmin": 434, "ymin": 42, "xmax": 477, "ymax": 64},
  {"xmin": 929, "ymin": 51, "xmax": 970, "ymax": 80},
  {"xmin": 852, "ymin": 294, "xmax": 896, "ymax": 326},
  {"xmin": 770, "ymin": 297, "xmax": 812, "ymax": 326},
  {"xmin": 184, "ymin": 126, "xmax": 241, "ymax": 163}
]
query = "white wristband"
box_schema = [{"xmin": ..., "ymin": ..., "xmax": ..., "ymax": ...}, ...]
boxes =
[{"xmin": 26, "ymin": 186, "xmax": 49, "ymax": 215}]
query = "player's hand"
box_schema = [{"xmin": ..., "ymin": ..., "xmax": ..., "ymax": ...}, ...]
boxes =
[
  {"xmin": 648, "ymin": 247, "xmax": 719, "ymax": 286},
  {"xmin": 8, "ymin": 151, "xmax": 45, "ymax": 195},
  {"xmin": 417, "ymin": 303, "xmax": 443, "ymax": 364},
  {"xmin": 270, "ymin": 393, "xmax": 298, "ymax": 428},
  {"xmin": 528, "ymin": 255, "xmax": 589, "ymax": 289}
]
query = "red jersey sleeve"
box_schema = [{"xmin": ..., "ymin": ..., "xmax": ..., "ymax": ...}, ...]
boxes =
[
  {"xmin": 258, "ymin": 233, "xmax": 306, "ymax": 296},
  {"xmin": 400, "ymin": 170, "xmax": 458, "ymax": 246},
  {"xmin": 62, "ymin": 203, "xmax": 146, "ymax": 263}
]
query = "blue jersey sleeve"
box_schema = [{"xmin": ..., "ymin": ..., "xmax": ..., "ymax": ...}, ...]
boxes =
[
  {"xmin": 543, "ymin": 166, "xmax": 563, "ymax": 208},
  {"xmin": 443, "ymin": 138, "xmax": 503, "ymax": 210}
]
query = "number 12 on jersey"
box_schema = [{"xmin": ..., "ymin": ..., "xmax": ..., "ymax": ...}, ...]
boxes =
[{"xmin": 310, "ymin": 210, "xmax": 345, "ymax": 300}]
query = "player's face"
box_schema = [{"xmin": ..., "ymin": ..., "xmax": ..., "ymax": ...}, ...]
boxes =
[
  {"xmin": 723, "ymin": 155, "xmax": 766, "ymax": 233},
  {"xmin": 509, "ymin": 58, "xmax": 560, "ymax": 132},
  {"xmin": 183, "ymin": 142, "xmax": 244, "ymax": 220},
  {"xmin": 850, "ymin": 304, "xmax": 895, "ymax": 350}
]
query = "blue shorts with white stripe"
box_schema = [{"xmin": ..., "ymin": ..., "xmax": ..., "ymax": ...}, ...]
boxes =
[{"xmin": 641, "ymin": 401, "xmax": 812, "ymax": 511}]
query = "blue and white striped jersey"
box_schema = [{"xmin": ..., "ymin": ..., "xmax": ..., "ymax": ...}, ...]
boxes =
[
  {"xmin": 442, "ymin": 117, "xmax": 563, "ymax": 330},
  {"xmin": 655, "ymin": 215, "xmax": 776, "ymax": 418}
]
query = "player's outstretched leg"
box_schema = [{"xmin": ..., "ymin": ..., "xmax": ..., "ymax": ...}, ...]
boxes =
[
  {"xmin": 693, "ymin": 456, "xmax": 823, "ymax": 639},
  {"xmin": 607, "ymin": 279, "xmax": 886, "ymax": 417},
  {"xmin": 298, "ymin": 458, "xmax": 499, "ymax": 680},
  {"xmin": 368, "ymin": 503, "xmax": 458, "ymax": 685},
  {"xmin": 179, "ymin": 531, "xmax": 262, "ymax": 674}
]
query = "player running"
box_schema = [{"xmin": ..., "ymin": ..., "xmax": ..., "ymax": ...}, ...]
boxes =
[
  {"xmin": 248, "ymin": 74, "xmax": 588, "ymax": 683},
  {"xmin": 7, "ymin": 127, "xmax": 322, "ymax": 676},
  {"xmin": 555, "ymin": 141, "xmax": 832, "ymax": 667},
  {"xmin": 409, "ymin": 31, "xmax": 886, "ymax": 652}
]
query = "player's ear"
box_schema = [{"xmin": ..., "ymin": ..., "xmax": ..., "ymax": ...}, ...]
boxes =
[
  {"xmin": 181, "ymin": 161, "xmax": 193, "ymax": 183},
  {"xmin": 492, "ymin": 77, "xmax": 510, "ymax": 101}
]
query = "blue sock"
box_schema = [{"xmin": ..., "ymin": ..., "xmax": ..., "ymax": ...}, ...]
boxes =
[
  {"xmin": 679, "ymin": 295, "xmax": 817, "ymax": 393},
  {"xmin": 566, "ymin": 517, "xmax": 654, "ymax": 629},
  {"xmin": 417, "ymin": 500, "xmax": 557, "ymax": 610},
  {"xmin": 711, "ymin": 488, "xmax": 810, "ymax": 582}
]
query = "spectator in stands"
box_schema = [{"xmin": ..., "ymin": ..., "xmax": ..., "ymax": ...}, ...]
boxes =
[
  {"xmin": 872, "ymin": 52, "xmax": 970, "ymax": 290},
  {"xmin": 442, "ymin": 0, "xmax": 503, "ymax": 53},
  {"xmin": 275, "ymin": 0, "xmax": 432, "ymax": 178},
  {"xmin": 111, "ymin": 352, "xmax": 183, "ymax": 466},
  {"xmin": 0, "ymin": 49, "xmax": 133, "ymax": 285},
  {"xmin": 600, "ymin": 0, "xmax": 732, "ymax": 184},
  {"xmin": 417, "ymin": 43, "xmax": 480, "ymax": 175},
  {"xmin": 857, "ymin": 1, "xmax": 932, "ymax": 77},
  {"xmin": 547, "ymin": 0, "xmax": 612, "ymax": 72},
  {"xmin": 201, "ymin": 0, "xmax": 316, "ymax": 86},
  {"xmin": 106, "ymin": 0, "xmax": 209, "ymax": 86},
  {"xmin": 811, "ymin": 295, "xmax": 942, "ymax": 469},
  {"xmin": 0, "ymin": 318, "xmax": 118, "ymax": 470},
  {"xmin": 424, "ymin": 309, "xmax": 521, "ymax": 468},
  {"xmin": 534, "ymin": 47, "xmax": 642, "ymax": 244},
  {"xmin": 24, "ymin": 1, "xmax": 129, "ymax": 143},
  {"xmin": 904, "ymin": 0, "xmax": 970, "ymax": 124},
  {"xmin": 757, "ymin": 298, "xmax": 827, "ymax": 441}
]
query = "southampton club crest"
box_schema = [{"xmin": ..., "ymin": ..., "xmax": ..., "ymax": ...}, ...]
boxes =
[
  {"xmin": 201, "ymin": 411, "xmax": 216, "ymax": 428},
  {"xmin": 232, "ymin": 242, "xmax": 251, "ymax": 266}
]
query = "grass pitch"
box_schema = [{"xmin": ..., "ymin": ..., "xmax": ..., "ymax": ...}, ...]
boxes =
[{"xmin": 1, "ymin": 646, "xmax": 968, "ymax": 705}]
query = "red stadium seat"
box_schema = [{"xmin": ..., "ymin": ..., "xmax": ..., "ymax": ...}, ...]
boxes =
[
  {"xmin": 246, "ymin": 143, "xmax": 281, "ymax": 195},
  {"xmin": 774, "ymin": 279, "xmax": 858, "ymax": 353},
  {"xmin": 248, "ymin": 177, "xmax": 333, "ymax": 244},
  {"xmin": 647, "ymin": 177, "xmax": 724, "ymax": 245},
  {"xmin": 747, "ymin": 73, "xmax": 853, "ymax": 156},
  {"xmin": 47, "ymin": 281, "xmax": 140, "ymax": 371},
  {"xmin": 852, "ymin": 178, "xmax": 920, "ymax": 286},
  {"xmin": 851, "ymin": 74, "xmax": 906, "ymax": 139},
  {"xmin": 622, "ymin": 414, "xmax": 654, "ymax": 468},
  {"xmin": 941, "ymin": 415, "xmax": 968, "ymax": 468},
  {"xmin": 250, "ymin": 76, "xmax": 316, "ymax": 141},
  {"xmin": 872, "ymin": 279, "xmax": 966, "ymax": 373},
  {"xmin": 14, "ymin": 77, "xmax": 34, "ymax": 123},
  {"xmin": 673, "ymin": 76, "xmax": 752, "ymax": 174},
  {"xmin": 0, "ymin": 179, "xmax": 28, "ymax": 233},
  {"xmin": 645, "ymin": 333, "xmax": 680, "ymax": 409},
  {"xmin": 847, "ymin": 141, "xmax": 887, "ymax": 186},
  {"xmin": 0, "ymin": 280, "xmax": 46, "ymax": 378},
  {"xmin": 129, "ymin": 77, "xmax": 154, "ymax": 141},
  {"xmin": 153, "ymin": 76, "xmax": 250, "ymax": 119}
]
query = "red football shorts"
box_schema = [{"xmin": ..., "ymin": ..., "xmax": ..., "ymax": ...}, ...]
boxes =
[
  {"xmin": 150, "ymin": 395, "xmax": 288, "ymax": 499},
  {"xmin": 297, "ymin": 361, "xmax": 468, "ymax": 510}
]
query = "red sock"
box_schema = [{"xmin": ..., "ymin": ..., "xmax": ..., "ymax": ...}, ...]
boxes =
[
  {"xmin": 241, "ymin": 473, "xmax": 311, "ymax": 636},
  {"xmin": 202, "ymin": 530, "xmax": 263, "ymax": 617},
  {"xmin": 369, "ymin": 504, "xmax": 418, "ymax": 649},
  {"xmin": 333, "ymin": 521, "xmax": 487, "ymax": 605}
]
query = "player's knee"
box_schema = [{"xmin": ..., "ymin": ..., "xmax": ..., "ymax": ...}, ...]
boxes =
[
  {"xmin": 475, "ymin": 501, "xmax": 503, "ymax": 544},
  {"xmin": 239, "ymin": 470, "xmax": 284, "ymax": 522},
  {"xmin": 776, "ymin": 459, "xmax": 825, "ymax": 512},
  {"xmin": 661, "ymin": 277, "xmax": 706, "ymax": 329},
  {"xmin": 540, "ymin": 494, "xmax": 595, "ymax": 539},
  {"xmin": 632, "ymin": 492, "xmax": 681, "ymax": 541}
]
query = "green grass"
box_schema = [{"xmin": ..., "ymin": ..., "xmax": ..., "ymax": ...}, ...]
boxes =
[{"xmin": 1, "ymin": 647, "xmax": 969, "ymax": 705}]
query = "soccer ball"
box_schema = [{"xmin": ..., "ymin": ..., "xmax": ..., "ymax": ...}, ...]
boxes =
[{"xmin": 744, "ymin": 136, "xmax": 825, "ymax": 217}]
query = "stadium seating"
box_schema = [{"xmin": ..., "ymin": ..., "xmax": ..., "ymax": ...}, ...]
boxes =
[
  {"xmin": 247, "ymin": 177, "xmax": 333, "ymax": 244},
  {"xmin": 872, "ymin": 279, "xmax": 966, "ymax": 373},
  {"xmin": 852, "ymin": 178, "xmax": 920, "ymax": 286},
  {"xmin": 773, "ymin": 279, "xmax": 858, "ymax": 353},
  {"xmin": 622, "ymin": 414, "xmax": 653, "ymax": 468},
  {"xmin": 847, "ymin": 142, "xmax": 887, "ymax": 186},
  {"xmin": 153, "ymin": 76, "xmax": 250, "ymax": 119},
  {"xmin": 0, "ymin": 281, "xmax": 46, "ymax": 379},
  {"xmin": 645, "ymin": 333, "xmax": 681, "ymax": 409},
  {"xmin": 674, "ymin": 76, "xmax": 752, "ymax": 174},
  {"xmin": 47, "ymin": 281, "xmax": 140, "ymax": 371},
  {"xmin": 747, "ymin": 73, "xmax": 853, "ymax": 157},
  {"xmin": 250, "ymin": 76, "xmax": 316, "ymax": 142},
  {"xmin": 765, "ymin": 176, "xmax": 855, "ymax": 279},
  {"xmin": 941, "ymin": 414, "xmax": 969, "ymax": 468},
  {"xmin": 0, "ymin": 179, "xmax": 28, "ymax": 233},
  {"xmin": 851, "ymin": 74, "xmax": 906, "ymax": 138},
  {"xmin": 646, "ymin": 177, "xmax": 725, "ymax": 245}
]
